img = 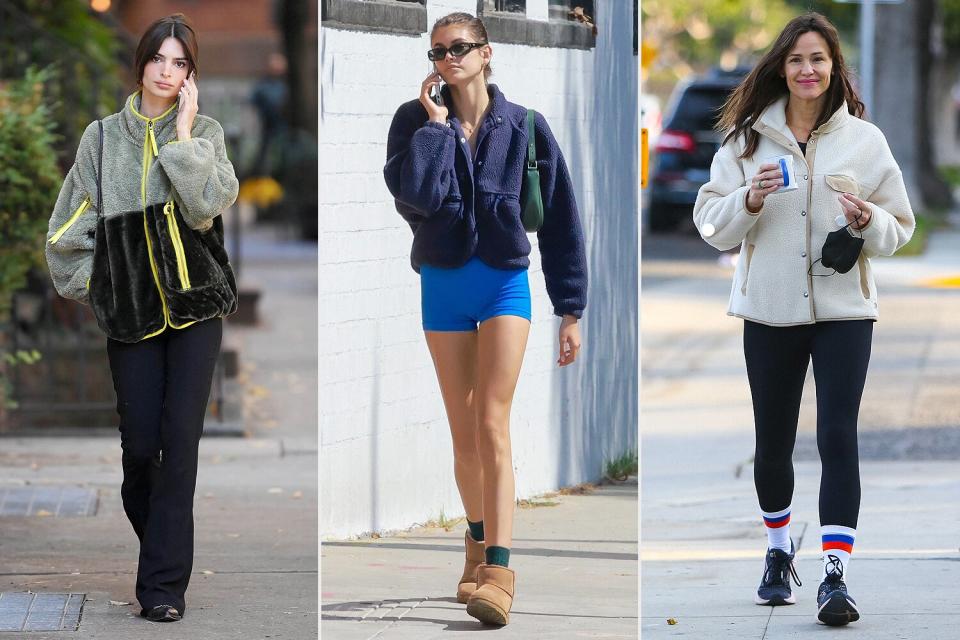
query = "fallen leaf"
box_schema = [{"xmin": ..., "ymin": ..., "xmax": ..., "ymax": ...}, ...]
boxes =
[
  {"xmin": 227, "ymin": 533, "xmax": 241, "ymax": 538},
  {"xmin": 268, "ymin": 488, "xmax": 283, "ymax": 494},
  {"xmin": 202, "ymin": 570, "xmax": 214, "ymax": 575},
  {"xmin": 667, "ymin": 618, "xmax": 678, "ymax": 625},
  {"xmin": 35, "ymin": 509, "xmax": 52, "ymax": 517},
  {"xmin": 109, "ymin": 601, "xmax": 130, "ymax": 606},
  {"xmin": 291, "ymin": 491, "xmax": 303, "ymax": 499}
]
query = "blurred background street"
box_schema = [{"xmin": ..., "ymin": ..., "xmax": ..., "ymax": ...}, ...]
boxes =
[{"xmin": 0, "ymin": 1, "xmax": 318, "ymax": 637}]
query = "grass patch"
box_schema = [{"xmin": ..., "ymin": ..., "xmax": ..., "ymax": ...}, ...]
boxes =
[{"xmin": 604, "ymin": 449, "xmax": 638, "ymax": 482}]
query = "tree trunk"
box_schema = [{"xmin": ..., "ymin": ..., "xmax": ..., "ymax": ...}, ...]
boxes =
[{"xmin": 915, "ymin": 0, "xmax": 953, "ymax": 208}]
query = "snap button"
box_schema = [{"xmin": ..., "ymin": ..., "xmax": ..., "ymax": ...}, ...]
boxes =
[
  {"xmin": 460, "ymin": 137, "xmax": 466, "ymax": 144},
  {"xmin": 804, "ymin": 175, "xmax": 808, "ymax": 180},
  {"xmin": 801, "ymin": 210, "xmax": 806, "ymax": 216},
  {"xmin": 802, "ymin": 252, "xmax": 807, "ymax": 258},
  {"xmin": 803, "ymin": 291, "xmax": 809, "ymax": 298},
  {"xmin": 496, "ymin": 116, "xmax": 502, "ymax": 123}
]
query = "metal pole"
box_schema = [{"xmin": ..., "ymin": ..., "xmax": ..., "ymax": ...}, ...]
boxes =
[{"xmin": 861, "ymin": 0, "xmax": 876, "ymax": 116}]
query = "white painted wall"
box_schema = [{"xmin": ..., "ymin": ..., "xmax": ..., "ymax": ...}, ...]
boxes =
[{"xmin": 319, "ymin": 0, "xmax": 637, "ymax": 540}]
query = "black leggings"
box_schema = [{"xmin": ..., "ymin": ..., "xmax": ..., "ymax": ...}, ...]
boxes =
[
  {"xmin": 744, "ymin": 319, "xmax": 873, "ymax": 529},
  {"xmin": 106, "ymin": 318, "xmax": 222, "ymax": 613}
]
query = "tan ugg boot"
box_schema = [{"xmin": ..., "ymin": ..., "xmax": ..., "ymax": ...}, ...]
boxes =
[
  {"xmin": 466, "ymin": 564, "xmax": 515, "ymax": 625},
  {"xmin": 456, "ymin": 531, "xmax": 485, "ymax": 604}
]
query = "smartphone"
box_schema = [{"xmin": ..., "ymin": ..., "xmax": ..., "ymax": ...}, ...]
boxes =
[{"xmin": 430, "ymin": 66, "xmax": 444, "ymax": 106}]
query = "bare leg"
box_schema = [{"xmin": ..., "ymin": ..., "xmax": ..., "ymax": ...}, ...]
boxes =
[
  {"xmin": 425, "ymin": 330, "xmax": 484, "ymax": 522},
  {"xmin": 475, "ymin": 315, "xmax": 530, "ymax": 549}
]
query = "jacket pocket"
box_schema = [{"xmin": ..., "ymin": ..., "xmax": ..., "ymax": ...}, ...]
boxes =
[
  {"xmin": 49, "ymin": 198, "xmax": 90, "ymax": 245},
  {"xmin": 825, "ymin": 174, "xmax": 860, "ymax": 196},
  {"xmin": 857, "ymin": 255, "xmax": 871, "ymax": 299},
  {"xmin": 480, "ymin": 193, "xmax": 530, "ymax": 258},
  {"xmin": 740, "ymin": 243, "xmax": 755, "ymax": 295},
  {"xmin": 163, "ymin": 201, "xmax": 191, "ymax": 290}
]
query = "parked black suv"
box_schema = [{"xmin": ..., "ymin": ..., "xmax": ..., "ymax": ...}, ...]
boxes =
[{"xmin": 647, "ymin": 67, "xmax": 750, "ymax": 232}]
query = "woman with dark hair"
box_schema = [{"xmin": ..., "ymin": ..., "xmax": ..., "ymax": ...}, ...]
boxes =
[
  {"xmin": 384, "ymin": 11, "xmax": 587, "ymax": 627},
  {"xmin": 46, "ymin": 14, "xmax": 238, "ymax": 623},
  {"xmin": 694, "ymin": 12, "xmax": 913, "ymax": 626}
]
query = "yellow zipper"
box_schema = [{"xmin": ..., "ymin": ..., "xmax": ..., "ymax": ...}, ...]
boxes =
[
  {"xmin": 164, "ymin": 201, "xmax": 191, "ymax": 290},
  {"xmin": 49, "ymin": 198, "xmax": 90, "ymax": 244},
  {"xmin": 134, "ymin": 107, "xmax": 197, "ymax": 338}
]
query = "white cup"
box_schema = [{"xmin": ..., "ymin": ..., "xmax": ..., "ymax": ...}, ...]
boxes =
[{"xmin": 762, "ymin": 155, "xmax": 799, "ymax": 195}]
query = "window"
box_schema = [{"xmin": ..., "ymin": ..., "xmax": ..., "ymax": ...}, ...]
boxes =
[
  {"xmin": 321, "ymin": 0, "xmax": 427, "ymax": 35},
  {"xmin": 480, "ymin": 0, "xmax": 595, "ymax": 49},
  {"xmin": 482, "ymin": 0, "xmax": 526, "ymax": 13}
]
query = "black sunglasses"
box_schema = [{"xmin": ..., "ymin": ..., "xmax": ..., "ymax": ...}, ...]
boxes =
[{"xmin": 427, "ymin": 42, "xmax": 486, "ymax": 61}]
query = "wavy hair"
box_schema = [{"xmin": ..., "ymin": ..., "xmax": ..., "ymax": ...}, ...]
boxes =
[{"xmin": 717, "ymin": 12, "xmax": 864, "ymax": 158}]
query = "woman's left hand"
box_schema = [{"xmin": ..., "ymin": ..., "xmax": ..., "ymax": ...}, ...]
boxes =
[
  {"xmin": 557, "ymin": 315, "xmax": 581, "ymax": 367},
  {"xmin": 176, "ymin": 73, "xmax": 199, "ymax": 141},
  {"xmin": 839, "ymin": 192, "xmax": 871, "ymax": 230}
]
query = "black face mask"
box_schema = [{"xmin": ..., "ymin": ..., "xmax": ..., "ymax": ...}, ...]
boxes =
[{"xmin": 810, "ymin": 214, "xmax": 864, "ymax": 276}]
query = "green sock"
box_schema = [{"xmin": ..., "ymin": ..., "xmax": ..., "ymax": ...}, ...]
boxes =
[
  {"xmin": 485, "ymin": 546, "xmax": 510, "ymax": 567},
  {"xmin": 467, "ymin": 519, "xmax": 485, "ymax": 542}
]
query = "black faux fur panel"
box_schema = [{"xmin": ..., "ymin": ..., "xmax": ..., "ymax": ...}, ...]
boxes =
[
  {"xmin": 145, "ymin": 204, "xmax": 237, "ymax": 327},
  {"xmin": 90, "ymin": 212, "xmax": 165, "ymax": 343},
  {"xmin": 89, "ymin": 206, "xmax": 237, "ymax": 343}
]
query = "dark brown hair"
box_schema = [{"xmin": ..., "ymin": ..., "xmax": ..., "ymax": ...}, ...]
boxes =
[
  {"xmin": 134, "ymin": 13, "xmax": 199, "ymax": 87},
  {"xmin": 431, "ymin": 12, "xmax": 492, "ymax": 79},
  {"xmin": 718, "ymin": 12, "xmax": 864, "ymax": 158}
]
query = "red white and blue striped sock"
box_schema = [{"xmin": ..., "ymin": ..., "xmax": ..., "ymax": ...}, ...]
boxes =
[
  {"xmin": 761, "ymin": 506, "xmax": 792, "ymax": 552},
  {"xmin": 821, "ymin": 525, "xmax": 856, "ymax": 578}
]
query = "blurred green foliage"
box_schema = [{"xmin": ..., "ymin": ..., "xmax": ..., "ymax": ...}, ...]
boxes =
[
  {"xmin": 642, "ymin": 0, "xmax": 859, "ymax": 94},
  {"xmin": 0, "ymin": 0, "xmax": 123, "ymax": 165},
  {"xmin": 0, "ymin": 67, "xmax": 62, "ymax": 320}
]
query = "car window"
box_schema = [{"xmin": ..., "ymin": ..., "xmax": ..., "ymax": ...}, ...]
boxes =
[{"xmin": 668, "ymin": 87, "xmax": 733, "ymax": 133}]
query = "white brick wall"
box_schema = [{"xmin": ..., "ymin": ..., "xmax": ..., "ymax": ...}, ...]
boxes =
[{"xmin": 320, "ymin": 0, "xmax": 638, "ymax": 539}]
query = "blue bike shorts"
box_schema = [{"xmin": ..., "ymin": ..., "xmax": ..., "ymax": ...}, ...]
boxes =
[{"xmin": 420, "ymin": 257, "xmax": 531, "ymax": 332}]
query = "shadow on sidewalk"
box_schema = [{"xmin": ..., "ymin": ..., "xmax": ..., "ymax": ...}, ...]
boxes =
[{"xmin": 322, "ymin": 541, "xmax": 635, "ymax": 561}]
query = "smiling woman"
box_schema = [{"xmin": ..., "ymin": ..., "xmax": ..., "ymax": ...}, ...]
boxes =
[{"xmin": 692, "ymin": 11, "xmax": 914, "ymax": 628}]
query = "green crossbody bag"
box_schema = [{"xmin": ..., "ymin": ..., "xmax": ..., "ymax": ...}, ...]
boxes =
[{"xmin": 520, "ymin": 109, "xmax": 544, "ymax": 233}]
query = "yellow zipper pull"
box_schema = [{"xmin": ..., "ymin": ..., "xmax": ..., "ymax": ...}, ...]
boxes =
[{"xmin": 148, "ymin": 121, "xmax": 159, "ymax": 157}]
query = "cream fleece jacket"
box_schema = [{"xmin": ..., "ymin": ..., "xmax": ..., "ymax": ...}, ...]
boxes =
[
  {"xmin": 693, "ymin": 97, "xmax": 915, "ymax": 326},
  {"xmin": 45, "ymin": 92, "xmax": 239, "ymax": 304}
]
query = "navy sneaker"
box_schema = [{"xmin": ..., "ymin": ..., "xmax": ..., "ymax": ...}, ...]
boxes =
[
  {"xmin": 816, "ymin": 555, "xmax": 859, "ymax": 626},
  {"xmin": 755, "ymin": 541, "xmax": 801, "ymax": 605}
]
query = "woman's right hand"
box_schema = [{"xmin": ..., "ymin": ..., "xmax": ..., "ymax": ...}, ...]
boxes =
[
  {"xmin": 746, "ymin": 163, "xmax": 783, "ymax": 213},
  {"xmin": 419, "ymin": 71, "xmax": 448, "ymax": 124}
]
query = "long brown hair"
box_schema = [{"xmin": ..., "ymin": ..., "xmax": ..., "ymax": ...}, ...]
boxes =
[
  {"xmin": 431, "ymin": 12, "xmax": 492, "ymax": 79},
  {"xmin": 718, "ymin": 12, "xmax": 864, "ymax": 158},
  {"xmin": 134, "ymin": 14, "xmax": 199, "ymax": 87}
]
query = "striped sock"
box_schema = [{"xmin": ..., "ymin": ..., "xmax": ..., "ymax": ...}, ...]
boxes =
[
  {"xmin": 761, "ymin": 506, "xmax": 792, "ymax": 552},
  {"xmin": 821, "ymin": 525, "xmax": 855, "ymax": 579}
]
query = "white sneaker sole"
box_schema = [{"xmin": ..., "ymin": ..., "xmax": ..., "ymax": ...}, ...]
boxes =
[{"xmin": 755, "ymin": 592, "xmax": 796, "ymax": 606}]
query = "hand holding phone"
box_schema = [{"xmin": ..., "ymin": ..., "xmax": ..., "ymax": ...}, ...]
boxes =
[{"xmin": 419, "ymin": 70, "xmax": 448, "ymax": 123}]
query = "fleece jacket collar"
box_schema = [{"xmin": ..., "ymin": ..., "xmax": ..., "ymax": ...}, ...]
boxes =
[
  {"xmin": 753, "ymin": 95, "xmax": 851, "ymax": 148},
  {"xmin": 119, "ymin": 91, "xmax": 180, "ymax": 151},
  {"xmin": 440, "ymin": 82, "xmax": 511, "ymax": 140}
]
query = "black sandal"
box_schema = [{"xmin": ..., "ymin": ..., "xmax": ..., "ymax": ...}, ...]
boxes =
[{"xmin": 141, "ymin": 605, "xmax": 182, "ymax": 622}]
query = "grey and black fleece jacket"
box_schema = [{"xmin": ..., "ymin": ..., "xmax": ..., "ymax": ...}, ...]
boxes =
[{"xmin": 45, "ymin": 92, "xmax": 239, "ymax": 337}]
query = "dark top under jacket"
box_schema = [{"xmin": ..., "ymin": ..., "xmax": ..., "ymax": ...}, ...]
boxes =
[{"xmin": 384, "ymin": 84, "xmax": 587, "ymax": 318}]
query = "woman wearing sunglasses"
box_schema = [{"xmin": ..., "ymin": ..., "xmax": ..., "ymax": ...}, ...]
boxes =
[{"xmin": 383, "ymin": 11, "xmax": 588, "ymax": 627}]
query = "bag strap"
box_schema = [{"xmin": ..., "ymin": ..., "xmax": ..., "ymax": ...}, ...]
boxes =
[
  {"xmin": 526, "ymin": 109, "xmax": 537, "ymax": 169},
  {"xmin": 97, "ymin": 120, "xmax": 104, "ymax": 218}
]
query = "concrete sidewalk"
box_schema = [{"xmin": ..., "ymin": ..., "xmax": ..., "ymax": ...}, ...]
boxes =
[
  {"xmin": 0, "ymin": 223, "xmax": 318, "ymax": 639},
  {"xmin": 321, "ymin": 479, "xmax": 638, "ymax": 639},
  {"xmin": 641, "ymin": 227, "xmax": 960, "ymax": 638}
]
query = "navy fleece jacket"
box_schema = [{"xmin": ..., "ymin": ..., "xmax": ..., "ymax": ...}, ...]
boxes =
[{"xmin": 383, "ymin": 84, "xmax": 587, "ymax": 318}]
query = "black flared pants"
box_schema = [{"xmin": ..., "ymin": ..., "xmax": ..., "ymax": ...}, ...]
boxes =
[{"xmin": 107, "ymin": 318, "xmax": 222, "ymax": 613}]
